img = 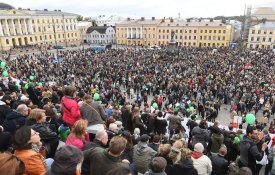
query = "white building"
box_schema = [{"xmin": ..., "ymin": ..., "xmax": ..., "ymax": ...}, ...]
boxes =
[
  {"xmin": 86, "ymin": 26, "xmax": 116, "ymax": 44},
  {"xmin": 247, "ymin": 22, "xmax": 275, "ymax": 49},
  {"xmin": 90, "ymin": 15, "xmax": 125, "ymax": 26}
]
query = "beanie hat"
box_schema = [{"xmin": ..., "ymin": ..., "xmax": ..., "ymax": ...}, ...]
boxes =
[
  {"xmin": 194, "ymin": 143, "xmax": 204, "ymax": 153},
  {"xmin": 51, "ymin": 145, "xmax": 83, "ymax": 174}
]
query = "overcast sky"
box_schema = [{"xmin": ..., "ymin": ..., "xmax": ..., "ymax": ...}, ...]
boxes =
[{"xmin": 2, "ymin": 0, "xmax": 275, "ymax": 18}]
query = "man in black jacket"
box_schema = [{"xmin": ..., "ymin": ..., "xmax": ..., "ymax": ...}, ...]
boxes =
[
  {"xmin": 211, "ymin": 146, "xmax": 228, "ymax": 175},
  {"xmin": 238, "ymin": 125, "xmax": 268, "ymax": 175}
]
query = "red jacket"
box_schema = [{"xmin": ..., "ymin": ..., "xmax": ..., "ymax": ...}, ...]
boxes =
[{"xmin": 62, "ymin": 96, "xmax": 81, "ymax": 126}]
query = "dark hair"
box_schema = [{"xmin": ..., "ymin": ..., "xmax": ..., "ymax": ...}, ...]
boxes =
[
  {"xmin": 149, "ymin": 157, "xmax": 167, "ymax": 173},
  {"xmin": 246, "ymin": 125, "xmax": 257, "ymax": 135},
  {"xmin": 199, "ymin": 120, "xmax": 207, "ymax": 129},
  {"xmin": 0, "ymin": 152, "xmax": 25, "ymax": 175},
  {"xmin": 78, "ymin": 91, "xmax": 86, "ymax": 98},
  {"xmin": 121, "ymin": 130, "xmax": 133, "ymax": 150},
  {"xmin": 1, "ymin": 95, "xmax": 12, "ymax": 103},
  {"xmin": 106, "ymin": 165, "xmax": 131, "ymax": 175},
  {"xmin": 153, "ymin": 135, "xmax": 161, "ymax": 143},
  {"xmin": 63, "ymin": 86, "xmax": 76, "ymax": 97},
  {"xmin": 13, "ymin": 126, "xmax": 32, "ymax": 150},
  {"xmin": 157, "ymin": 111, "xmax": 163, "ymax": 117}
]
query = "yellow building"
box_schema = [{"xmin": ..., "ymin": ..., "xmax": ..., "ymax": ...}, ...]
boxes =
[
  {"xmin": 116, "ymin": 17, "xmax": 234, "ymax": 47},
  {"xmin": 0, "ymin": 3, "xmax": 80, "ymax": 51},
  {"xmin": 116, "ymin": 17, "xmax": 162, "ymax": 46}
]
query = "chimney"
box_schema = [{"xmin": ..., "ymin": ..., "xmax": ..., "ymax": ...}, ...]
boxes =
[
  {"xmin": 170, "ymin": 18, "xmax": 173, "ymax": 22},
  {"xmin": 27, "ymin": 8, "xmax": 30, "ymax": 11},
  {"xmin": 127, "ymin": 17, "xmax": 131, "ymax": 21},
  {"xmin": 161, "ymin": 19, "xmax": 165, "ymax": 22},
  {"xmin": 198, "ymin": 19, "xmax": 201, "ymax": 22},
  {"xmin": 152, "ymin": 17, "xmax": 155, "ymax": 20},
  {"xmin": 141, "ymin": 17, "xmax": 145, "ymax": 21},
  {"xmin": 18, "ymin": 7, "xmax": 22, "ymax": 10},
  {"xmin": 54, "ymin": 9, "xmax": 57, "ymax": 11},
  {"xmin": 187, "ymin": 18, "xmax": 190, "ymax": 22},
  {"xmin": 210, "ymin": 18, "xmax": 213, "ymax": 22},
  {"xmin": 44, "ymin": 9, "xmax": 48, "ymax": 11},
  {"xmin": 58, "ymin": 10, "xmax": 61, "ymax": 12},
  {"xmin": 104, "ymin": 24, "xmax": 107, "ymax": 26},
  {"xmin": 221, "ymin": 19, "xmax": 226, "ymax": 24}
]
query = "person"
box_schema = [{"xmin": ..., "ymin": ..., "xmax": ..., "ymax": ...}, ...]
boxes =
[
  {"xmin": 172, "ymin": 148, "xmax": 198, "ymax": 175},
  {"xmin": 14, "ymin": 126, "xmax": 54, "ymax": 174},
  {"xmin": 66, "ymin": 119, "xmax": 90, "ymax": 151},
  {"xmin": 211, "ymin": 146, "xmax": 228, "ymax": 175},
  {"xmin": 80, "ymin": 95, "xmax": 107, "ymax": 140},
  {"xmin": 0, "ymin": 125, "xmax": 13, "ymax": 152},
  {"xmin": 155, "ymin": 111, "xmax": 167, "ymax": 136},
  {"xmin": 266, "ymin": 136, "xmax": 275, "ymax": 175},
  {"xmin": 187, "ymin": 115, "xmax": 198, "ymax": 147},
  {"xmin": 131, "ymin": 107, "xmax": 146, "ymax": 134},
  {"xmin": 149, "ymin": 135, "xmax": 161, "ymax": 152},
  {"xmin": 167, "ymin": 111, "xmax": 184, "ymax": 139},
  {"xmin": 46, "ymin": 145, "xmax": 83, "ymax": 175},
  {"xmin": 61, "ymin": 86, "xmax": 81, "ymax": 128},
  {"xmin": 168, "ymin": 139, "xmax": 185, "ymax": 164},
  {"xmin": 132, "ymin": 127, "xmax": 141, "ymax": 145},
  {"xmin": 0, "ymin": 152, "xmax": 25, "ymax": 175},
  {"xmin": 83, "ymin": 136, "xmax": 129, "ymax": 175},
  {"xmin": 29, "ymin": 108, "xmax": 59, "ymax": 158},
  {"xmin": 133, "ymin": 134, "xmax": 157, "ymax": 174},
  {"xmin": 0, "ymin": 94, "xmax": 12, "ymax": 125},
  {"xmin": 209, "ymin": 126, "xmax": 224, "ymax": 155},
  {"xmin": 121, "ymin": 130, "xmax": 134, "ymax": 163},
  {"xmin": 84, "ymin": 130, "xmax": 108, "ymax": 150},
  {"xmin": 191, "ymin": 120, "xmax": 209, "ymax": 151},
  {"xmin": 144, "ymin": 156, "xmax": 167, "ymax": 175},
  {"xmin": 157, "ymin": 144, "xmax": 173, "ymax": 175},
  {"xmin": 2, "ymin": 104, "xmax": 28, "ymax": 135},
  {"xmin": 191, "ymin": 143, "xmax": 212, "ymax": 175},
  {"xmin": 238, "ymin": 125, "xmax": 268, "ymax": 175}
]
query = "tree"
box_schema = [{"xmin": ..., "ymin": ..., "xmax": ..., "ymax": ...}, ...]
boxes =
[{"xmin": 77, "ymin": 15, "xmax": 84, "ymax": 21}]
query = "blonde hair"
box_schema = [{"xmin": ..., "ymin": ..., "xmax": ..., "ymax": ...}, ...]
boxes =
[
  {"xmin": 132, "ymin": 107, "xmax": 140, "ymax": 119},
  {"xmin": 72, "ymin": 119, "xmax": 88, "ymax": 140},
  {"xmin": 180, "ymin": 148, "xmax": 192, "ymax": 160},
  {"xmin": 28, "ymin": 108, "xmax": 45, "ymax": 121},
  {"xmin": 158, "ymin": 144, "xmax": 171, "ymax": 156}
]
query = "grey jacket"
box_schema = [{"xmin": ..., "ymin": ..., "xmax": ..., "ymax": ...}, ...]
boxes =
[
  {"xmin": 133, "ymin": 143, "xmax": 157, "ymax": 174},
  {"xmin": 80, "ymin": 102, "xmax": 107, "ymax": 126},
  {"xmin": 191, "ymin": 126, "xmax": 209, "ymax": 149}
]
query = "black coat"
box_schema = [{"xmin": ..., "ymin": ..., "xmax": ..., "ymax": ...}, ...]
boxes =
[
  {"xmin": 211, "ymin": 154, "xmax": 228, "ymax": 175},
  {"xmin": 2, "ymin": 111, "xmax": 26, "ymax": 135},
  {"xmin": 155, "ymin": 117, "xmax": 167, "ymax": 135},
  {"xmin": 0, "ymin": 103, "xmax": 12, "ymax": 125},
  {"xmin": 172, "ymin": 159, "xmax": 198, "ymax": 175}
]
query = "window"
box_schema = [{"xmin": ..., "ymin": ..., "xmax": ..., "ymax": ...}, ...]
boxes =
[
  {"xmin": 159, "ymin": 35, "xmax": 161, "ymax": 39},
  {"xmin": 250, "ymin": 44, "xmax": 253, "ymax": 48},
  {"xmin": 162, "ymin": 35, "xmax": 165, "ymax": 39},
  {"xmin": 200, "ymin": 36, "xmax": 202, "ymax": 40},
  {"xmin": 159, "ymin": 30, "xmax": 161, "ymax": 33},
  {"xmin": 251, "ymin": 37, "xmax": 254, "ymax": 41},
  {"xmin": 219, "ymin": 30, "xmax": 221, "ymax": 33},
  {"xmin": 264, "ymin": 30, "xmax": 267, "ymax": 34},
  {"xmin": 35, "ymin": 36, "xmax": 37, "ymax": 41},
  {"xmin": 223, "ymin": 30, "xmax": 226, "ymax": 34},
  {"xmin": 189, "ymin": 30, "xmax": 191, "ymax": 33},
  {"xmin": 175, "ymin": 36, "xmax": 177, "ymax": 39},
  {"xmin": 185, "ymin": 30, "xmax": 187, "ymax": 33},
  {"xmin": 40, "ymin": 36, "xmax": 42, "ymax": 40},
  {"xmin": 194, "ymin": 30, "xmax": 197, "ymax": 33},
  {"xmin": 209, "ymin": 30, "xmax": 212, "ymax": 33},
  {"xmin": 58, "ymin": 34, "xmax": 60, "ymax": 38},
  {"xmin": 189, "ymin": 36, "xmax": 191, "ymax": 39},
  {"xmin": 180, "ymin": 36, "xmax": 182, "ymax": 39},
  {"xmin": 167, "ymin": 35, "xmax": 169, "ymax": 39},
  {"xmin": 45, "ymin": 35, "xmax": 47, "ymax": 40},
  {"xmin": 176, "ymin": 30, "xmax": 178, "ymax": 33},
  {"xmin": 180, "ymin": 30, "xmax": 182, "ymax": 33},
  {"xmin": 6, "ymin": 39, "xmax": 9, "ymax": 44},
  {"xmin": 258, "ymin": 30, "xmax": 261, "ymax": 34},
  {"xmin": 204, "ymin": 36, "xmax": 207, "ymax": 40},
  {"xmin": 252, "ymin": 30, "xmax": 255, "ymax": 34},
  {"xmin": 194, "ymin": 36, "xmax": 196, "ymax": 40},
  {"xmin": 268, "ymin": 38, "xmax": 272, "ymax": 42},
  {"xmin": 193, "ymin": 42, "xmax": 196, "ymax": 46},
  {"xmin": 263, "ymin": 37, "xmax": 266, "ymax": 42},
  {"xmin": 218, "ymin": 36, "xmax": 220, "ymax": 40},
  {"xmin": 49, "ymin": 35, "xmax": 52, "ymax": 39},
  {"xmin": 205, "ymin": 30, "xmax": 207, "ymax": 33},
  {"xmin": 148, "ymin": 34, "xmax": 150, "ymax": 38},
  {"xmin": 185, "ymin": 36, "xmax": 187, "ymax": 39},
  {"xmin": 222, "ymin": 36, "xmax": 225, "ymax": 40},
  {"xmin": 270, "ymin": 31, "xmax": 273, "ymax": 35},
  {"xmin": 208, "ymin": 36, "xmax": 211, "ymax": 40},
  {"xmin": 200, "ymin": 30, "xmax": 203, "ymax": 33},
  {"xmin": 38, "ymin": 27, "xmax": 41, "ymax": 32},
  {"xmin": 167, "ymin": 30, "xmax": 169, "ymax": 33},
  {"xmin": 163, "ymin": 30, "xmax": 165, "ymax": 33},
  {"xmin": 257, "ymin": 37, "xmax": 260, "ymax": 41},
  {"xmin": 214, "ymin": 30, "xmax": 216, "ymax": 33}
]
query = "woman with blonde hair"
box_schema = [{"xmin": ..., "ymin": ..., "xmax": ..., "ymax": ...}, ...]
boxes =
[
  {"xmin": 172, "ymin": 148, "xmax": 198, "ymax": 175},
  {"xmin": 29, "ymin": 108, "xmax": 59, "ymax": 158},
  {"xmin": 66, "ymin": 119, "xmax": 90, "ymax": 150},
  {"xmin": 158, "ymin": 144, "xmax": 173, "ymax": 175},
  {"xmin": 131, "ymin": 107, "xmax": 146, "ymax": 134}
]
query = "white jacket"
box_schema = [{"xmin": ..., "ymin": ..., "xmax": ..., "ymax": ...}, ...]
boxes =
[{"xmin": 192, "ymin": 155, "xmax": 212, "ymax": 175}]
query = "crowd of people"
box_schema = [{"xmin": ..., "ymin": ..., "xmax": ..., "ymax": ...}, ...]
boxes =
[{"xmin": 0, "ymin": 46, "xmax": 275, "ymax": 175}]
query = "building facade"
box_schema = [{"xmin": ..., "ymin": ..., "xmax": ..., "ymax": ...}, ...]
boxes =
[
  {"xmin": 0, "ymin": 3, "xmax": 80, "ymax": 51},
  {"xmin": 86, "ymin": 26, "xmax": 116, "ymax": 44},
  {"xmin": 77, "ymin": 21, "xmax": 93, "ymax": 43},
  {"xmin": 247, "ymin": 22, "xmax": 275, "ymax": 49},
  {"xmin": 116, "ymin": 17, "xmax": 234, "ymax": 47},
  {"xmin": 90, "ymin": 15, "xmax": 125, "ymax": 27}
]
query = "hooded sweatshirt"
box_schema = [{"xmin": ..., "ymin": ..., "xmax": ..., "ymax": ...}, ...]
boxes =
[{"xmin": 133, "ymin": 142, "xmax": 157, "ymax": 174}]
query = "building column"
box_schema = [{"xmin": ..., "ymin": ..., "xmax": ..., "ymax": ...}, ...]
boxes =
[
  {"xmin": 18, "ymin": 19, "xmax": 22, "ymax": 35},
  {"xmin": 130, "ymin": 28, "xmax": 133, "ymax": 38},
  {"xmin": 0, "ymin": 20, "xmax": 3, "ymax": 36},
  {"xmin": 5, "ymin": 19, "xmax": 10, "ymax": 36},
  {"xmin": 126, "ymin": 28, "xmax": 129, "ymax": 38},
  {"xmin": 11, "ymin": 19, "xmax": 16, "ymax": 35},
  {"xmin": 140, "ymin": 27, "xmax": 142, "ymax": 39},
  {"xmin": 23, "ymin": 18, "xmax": 28, "ymax": 34},
  {"xmin": 28, "ymin": 19, "xmax": 33, "ymax": 34}
]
